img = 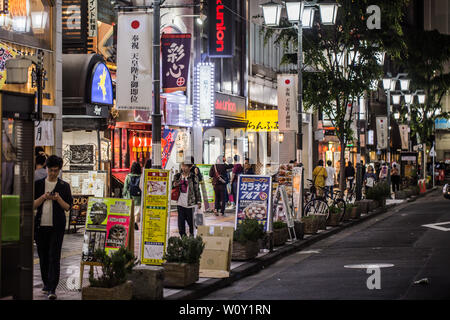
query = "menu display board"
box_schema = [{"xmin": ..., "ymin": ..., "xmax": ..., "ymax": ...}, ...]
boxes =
[
  {"xmin": 69, "ymin": 195, "xmax": 91, "ymax": 226},
  {"xmin": 141, "ymin": 169, "xmax": 171, "ymax": 266},
  {"xmin": 81, "ymin": 197, "xmax": 133, "ymax": 261},
  {"xmin": 197, "ymin": 164, "xmax": 215, "ymax": 206},
  {"xmin": 235, "ymin": 175, "xmax": 272, "ymax": 232}
]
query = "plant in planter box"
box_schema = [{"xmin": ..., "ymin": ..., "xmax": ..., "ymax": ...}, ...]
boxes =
[
  {"xmin": 82, "ymin": 247, "xmax": 137, "ymax": 300},
  {"xmin": 301, "ymin": 215, "xmax": 319, "ymax": 234},
  {"xmin": 327, "ymin": 205, "xmax": 342, "ymax": 226},
  {"xmin": 272, "ymin": 221, "xmax": 288, "ymax": 246},
  {"xmin": 366, "ymin": 182, "xmax": 390, "ymax": 207},
  {"xmin": 348, "ymin": 203, "xmax": 361, "ymax": 219},
  {"xmin": 162, "ymin": 236, "xmax": 205, "ymax": 288},
  {"xmin": 232, "ymin": 218, "xmax": 265, "ymax": 261}
]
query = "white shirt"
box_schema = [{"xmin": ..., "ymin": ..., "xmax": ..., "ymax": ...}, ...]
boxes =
[
  {"xmin": 41, "ymin": 179, "xmax": 57, "ymax": 226},
  {"xmin": 325, "ymin": 166, "xmax": 335, "ymax": 187},
  {"xmin": 177, "ymin": 175, "xmax": 194, "ymax": 208}
]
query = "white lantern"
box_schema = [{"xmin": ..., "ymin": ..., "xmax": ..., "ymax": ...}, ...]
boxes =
[
  {"xmin": 392, "ymin": 94, "xmax": 401, "ymax": 105},
  {"xmin": 285, "ymin": 1, "xmax": 304, "ymax": 23},
  {"xmin": 319, "ymin": 3, "xmax": 340, "ymax": 25},
  {"xmin": 382, "ymin": 78, "xmax": 392, "ymax": 91},
  {"xmin": 390, "ymin": 79, "xmax": 397, "ymax": 92},
  {"xmin": 394, "ymin": 112, "xmax": 400, "ymax": 120},
  {"xmin": 400, "ymin": 78, "xmax": 410, "ymax": 91},
  {"xmin": 417, "ymin": 93, "xmax": 426, "ymax": 104},
  {"xmin": 404, "ymin": 93, "xmax": 413, "ymax": 104},
  {"xmin": 302, "ymin": 6, "xmax": 316, "ymax": 28},
  {"xmin": 260, "ymin": 1, "xmax": 283, "ymax": 26}
]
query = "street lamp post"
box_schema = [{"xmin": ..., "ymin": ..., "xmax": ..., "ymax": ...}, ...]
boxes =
[{"xmin": 382, "ymin": 73, "xmax": 409, "ymax": 197}]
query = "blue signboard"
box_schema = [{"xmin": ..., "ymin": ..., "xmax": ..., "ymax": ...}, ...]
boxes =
[
  {"xmin": 90, "ymin": 62, "xmax": 113, "ymax": 105},
  {"xmin": 435, "ymin": 118, "xmax": 450, "ymax": 130},
  {"xmin": 235, "ymin": 175, "xmax": 272, "ymax": 232}
]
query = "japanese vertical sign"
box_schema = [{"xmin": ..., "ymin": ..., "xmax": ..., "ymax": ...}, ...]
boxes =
[
  {"xmin": 161, "ymin": 128, "xmax": 178, "ymax": 169},
  {"xmin": 35, "ymin": 119, "xmax": 54, "ymax": 146},
  {"xmin": 376, "ymin": 116, "xmax": 388, "ymax": 149},
  {"xmin": 207, "ymin": 0, "xmax": 234, "ymax": 57},
  {"xmin": 161, "ymin": 33, "xmax": 191, "ymax": 93},
  {"xmin": 195, "ymin": 62, "xmax": 215, "ymax": 126},
  {"xmin": 399, "ymin": 125, "xmax": 409, "ymax": 150},
  {"xmin": 235, "ymin": 175, "xmax": 272, "ymax": 232},
  {"xmin": 141, "ymin": 169, "xmax": 171, "ymax": 266},
  {"xmin": 88, "ymin": 0, "xmax": 97, "ymax": 37},
  {"xmin": 277, "ymin": 74, "xmax": 298, "ymax": 131},
  {"xmin": 116, "ymin": 12, "xmax": 153, "ymax": 110},
  {"xmin": 82, "ymin": 198, "xmax": 133, "ymax": 261}
]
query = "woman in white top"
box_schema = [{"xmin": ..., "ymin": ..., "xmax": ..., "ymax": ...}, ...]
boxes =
[{"xmin": 324, "ymin": 160, "xmax": 336, "ymax": 199}]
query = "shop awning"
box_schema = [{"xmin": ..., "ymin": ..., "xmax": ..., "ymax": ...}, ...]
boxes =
[
  {"xmin": 112, "ymin": 169, "xmax": 130, "ymax": 185},
  {"xmin": 214, "ymin": 116, "xmax": 248, "ymax": 128}
]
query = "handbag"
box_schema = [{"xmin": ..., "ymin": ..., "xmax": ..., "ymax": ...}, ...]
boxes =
[{"xmin": 171, "ymin": 186, "xmax": 180, "ymax": 201}]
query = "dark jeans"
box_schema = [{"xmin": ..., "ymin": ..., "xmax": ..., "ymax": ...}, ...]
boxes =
[
  {"xmin": 35, "ymin": 226, "xmax": 65, "ymax": 292},
  {"xmin": 324, "ymin": 186, "xmax": 333, "ymax": 199},
  {"xmin": 177, "ymin": 206, "xmax": 194, "ymax": 237},
  {"xmin": 392, "ymin": 175, "xmax": 401, "ymax": 192},
  {"xmin": 232, "ymin": 180, "xmax": 238, "ymax": 204},
  {"xmin": 214, "ymin": 184, "xmax": 227, "ymax": 215},
  {"xmin": 347, "ymin": 178, "xmax": 354, "ymax": 190}
]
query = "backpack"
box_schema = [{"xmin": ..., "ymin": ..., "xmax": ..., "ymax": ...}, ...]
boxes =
[{"xmin": 129, "ymin": 175, "xmax": 141, "ymax": 197}]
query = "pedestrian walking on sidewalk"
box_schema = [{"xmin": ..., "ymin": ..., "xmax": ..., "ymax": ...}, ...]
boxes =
[
  {"xmin": 312, "ymin": 160, "xmax": 327, "ymax": 197},
  {"xmin": 324, "ymin": 160, "xmax": 335, "ymax": 199},
  {"xmin": 34, "ymin": 155, "xmax": 73, "ymax": 300},
  {"xmin": 231, "ymin": 155, "xmax": 243, "ymax": 206},
  {"xmin": 363, "ymin": 165, "xmax": 377, "ymax": 195},
  {"xmin": 345, "ymin": 161, "xmax": 356, "ymax": 190},
  {"xmin": 210, "ymin": 156, "xmax": 233, "ymax": 216},
  {"xmin": 244, "ymin": 157, "xmax": 255, "ymax": 174},
  {"xmin": 123, "ymin": 162, "xmax": 142, "ymax": 230},
  {"xmin": 173, "ymin": 163, "xmax": 202, "ymax": 237},
  {"xmin": 379, "ymin": 162, "xmax": 388, "ymax": 181},
  {"xmin": 391, "ymin": 163, "xmax": 401, "ymax": 192}
]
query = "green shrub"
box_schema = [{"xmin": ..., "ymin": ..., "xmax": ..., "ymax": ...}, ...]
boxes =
[
  {"xmin": 273, "ymin": 221, "xmax": 288, "ymax": 229},
  {"xmin": 164, "ymin": 235, "xmax": 205, "ymax": 264},
  {"xmin": 366, "ymin": 181, "xmax": 390, "ymax": 202},
  {"xmin": 234, "ymin": 218, "xmax": 265, "ymax": 244},
  {"xmin": 89, "ymin": 247, "xmax": 137, "ymax": 288},
  {"xmin": 329, "ymin": 205, "xmax": 342, "ymax": 214}
]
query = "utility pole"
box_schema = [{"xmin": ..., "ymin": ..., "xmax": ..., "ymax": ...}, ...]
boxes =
[
  {"xmin": 151, "ymin": 0, "xmax": 162, "ymax": 168},
  {"xmin": 356, "ymin": 97, "xmax": 362, "ymax": 201}
]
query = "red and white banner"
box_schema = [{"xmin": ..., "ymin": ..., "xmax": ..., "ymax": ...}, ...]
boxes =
[
  {"xmin": 376, "ymin": 117, "xmax": 388, "ymax": 149},
  {"xmin": 116, "ymin": 12, "xmax": 153, "ymax": 110},
  {"xmin": 277, "ymin": 74, "xmax": 298, "ymax": 131}
]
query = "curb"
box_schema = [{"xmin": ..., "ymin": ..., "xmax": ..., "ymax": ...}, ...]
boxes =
[{"xmin": 165, "ymin": 188, "xmax": 438, "ymax": 300}]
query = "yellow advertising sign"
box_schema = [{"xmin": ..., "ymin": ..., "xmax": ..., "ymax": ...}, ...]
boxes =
[
  {"xmin": 247, "ymin": 110, "xmax": 279, "ymax": 132},
  {"xmin": 141, "ymin": 169, "xmax": 171, "ymax": 266}
]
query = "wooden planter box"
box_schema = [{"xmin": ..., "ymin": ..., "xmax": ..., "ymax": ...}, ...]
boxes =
[
  {"xmin": 349, "ymin": 206, "xmax": 361, "ymax": 219},
  {"xmin": 316, "ymin": 214, "xmax": 327, "ymax": 230},
  {"xmin": 232, "ymin": 241, "xmax": 259, "ymax": 261},
  {"xmin": 82, "ymin": 280, "xmax": 133, "ymax": 300},
  {"xmin": 302, "ymin": 217, "xmax": 319, "ymax": 234},
  {"xmin": 163, "ymin": 262, "xmax": 199, "ymax": 288},
  {"xmin": 342, "ymin": 208, "xmax": 352, "ymax": 221},
  {"xmin": 327, "ymin": 212, "xmax": 342, "ymax": 226},
  {"xmin": 294, "ymin": 221, "xmax": 304, "ymax": 240},
  {"xmin": 273, "ymin": 227, "xmax": 288, "ymax": 246},
  {"xmin": 369, "ymin": 199, "xmax": 379, "ymax": 211},
  {"xmin": 355, "ymin": 200, "xmax": 370, "ymax": 214}
]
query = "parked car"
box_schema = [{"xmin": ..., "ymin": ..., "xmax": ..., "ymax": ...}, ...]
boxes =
[{"xmin": 443, "ymin": 184, "xmax": 450, "ymax": 200}]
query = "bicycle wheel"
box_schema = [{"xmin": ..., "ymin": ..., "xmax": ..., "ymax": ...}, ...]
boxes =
[
  {"xmin": 304, "ymin": 199, "xmax": 329, "ymax": 220},
  {"xmin": 334, "ymin": 198, "xmax": 346, "ymax": 222}
]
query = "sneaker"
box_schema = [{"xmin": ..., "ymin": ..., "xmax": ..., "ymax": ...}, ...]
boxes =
[
  {"xmin": 48, "ymin": 291, "xmax": 57, "ymax": 300},
  {"xmin": 41, "ymin": 287, "xmax": 49, "ymax": 294}
]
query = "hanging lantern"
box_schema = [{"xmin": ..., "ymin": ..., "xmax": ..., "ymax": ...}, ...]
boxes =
[
  {"xmin": 137, "ymin": 136, "xmax": 142, "ymax": 153},
  {"xmin": 142, "ymin": 135, "xmax": 148, "ymax": 152},
  {"xmin": 131, "ymin": 135, "xmax": 138, "ymax": 152}
]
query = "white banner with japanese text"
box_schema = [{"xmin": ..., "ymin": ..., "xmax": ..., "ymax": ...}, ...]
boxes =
[
  {"xmin": 376, "ymin": 117, "xmax": 388, "ymax": 150},
  {"xmin": 116, "ymin": 12, "xmax": 153, "ymax": 110},
  {"xmin": 35, "ymin": 119, "xmax": 54, "ymax": 146},
  {"xmin": 277, "ymin": 74, "xmax": 298, "ymax": 132},
  {"xmin": 399, "ymin": 124, "xmax": 409, "ymax": 150}
]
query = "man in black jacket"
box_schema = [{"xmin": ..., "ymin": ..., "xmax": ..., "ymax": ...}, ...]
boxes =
[
  {"xmin": 34, "ymin": 155, "xmax": 72, "ymax": 300},
  {"xmin": 209, "ymin": 156, "xmax": 233, "ymax": 216}
]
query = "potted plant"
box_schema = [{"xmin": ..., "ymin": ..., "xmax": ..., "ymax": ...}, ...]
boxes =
[
  {"xmin": 272, "ymin": 221, "xmax": 289, "ymax": 246},
  {"xmin": 301, "ymin": 215, "xmax": 319, "ymax": 234},
  {"xmin": 366, "ymin": 182, "xmax": 389, "ymax": 208},
  {"xmin": 82, "ymin": 247, "xmax": 137, "ymax": 300},
  {"xmin": 163, "ymin": 236, "xmax": 205, "ymax": 288},
  {"xmin": 316, "ymin": 214, "xmax": 328, "ymax": 230},
  {"xmin": 349, "ymin": 203, "xmax": 361, "ymax": 219},
  {"xmin": 327, "ymin": 205, "xmax": 342, "ymax": 226},
  {"xmin": 232, "ymin": 218, "xmax": 265, "ymax": 261}
]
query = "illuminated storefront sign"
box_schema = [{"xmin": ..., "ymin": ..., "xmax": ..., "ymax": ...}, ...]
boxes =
[
  {"xmin": 214, "ymin": 92, "xmax": 245, "ymax": 119},
  {"xmin": 90, "ymin": 62, "xmax": 113, "ymax": 105},
  {"xmin": 194, "ymin": 62, "xmax": 215, "ymax": 126},
  {"xmin": 247, "ymin": 110, "xmax": 278, "ymax": 132},
  {"xmin": 207, "ymin": 0, "xmax": 234, "ymax": 57}
]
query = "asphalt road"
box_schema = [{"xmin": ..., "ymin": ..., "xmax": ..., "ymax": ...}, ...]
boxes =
[{"xmin": 202, "ymin": 190, "xmax": 450, "ymax": 300}]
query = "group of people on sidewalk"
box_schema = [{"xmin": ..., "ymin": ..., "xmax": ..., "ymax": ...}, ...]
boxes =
[{"xmin": 312, "ymin": 159, "xmax": 403, "ymax": 197}]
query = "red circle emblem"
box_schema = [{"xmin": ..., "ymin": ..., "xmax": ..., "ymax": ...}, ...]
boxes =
[
  {"xmin": 131, "ymin": 20, "xmax": 140, "ymax": 29},
  {"xmin": 285, "ymin": 79, "xmax": 291, "ymax": 85},
  {"xmin": 176, "ymin": 77, "xmax": 185, "ymax": 87}
]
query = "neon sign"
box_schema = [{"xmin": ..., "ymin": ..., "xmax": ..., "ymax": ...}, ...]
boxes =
[{"xmin": 90, "ymin": 62, "xmax": 113, "ymax": 105}]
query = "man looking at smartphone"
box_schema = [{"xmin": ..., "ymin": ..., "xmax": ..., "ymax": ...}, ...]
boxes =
[{"xmin": 34, "ymin": 155, "xmax": 73, "ymax": 300}]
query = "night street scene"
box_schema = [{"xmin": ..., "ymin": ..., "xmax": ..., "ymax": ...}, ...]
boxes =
[{"xmin": 0, "ymin": 0, "xmax": 450, "ymax": 312}]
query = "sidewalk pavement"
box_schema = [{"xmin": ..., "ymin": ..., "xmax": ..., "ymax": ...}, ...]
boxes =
[{"xmin": 32, "ymin": 189, "xmax": 437, "ymax": 300}]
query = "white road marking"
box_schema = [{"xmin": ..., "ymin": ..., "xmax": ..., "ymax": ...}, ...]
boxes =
[
  {"xmin": 422, "ymin": 221, "xmax": 450, "ymax": 232},
  {"xmin": 344, "ymin": 263, "xmax": 394, "ymax": 269},
  {"xmin": 297, "ymin": 250, "xmax": 321, "ymax": 254}
]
